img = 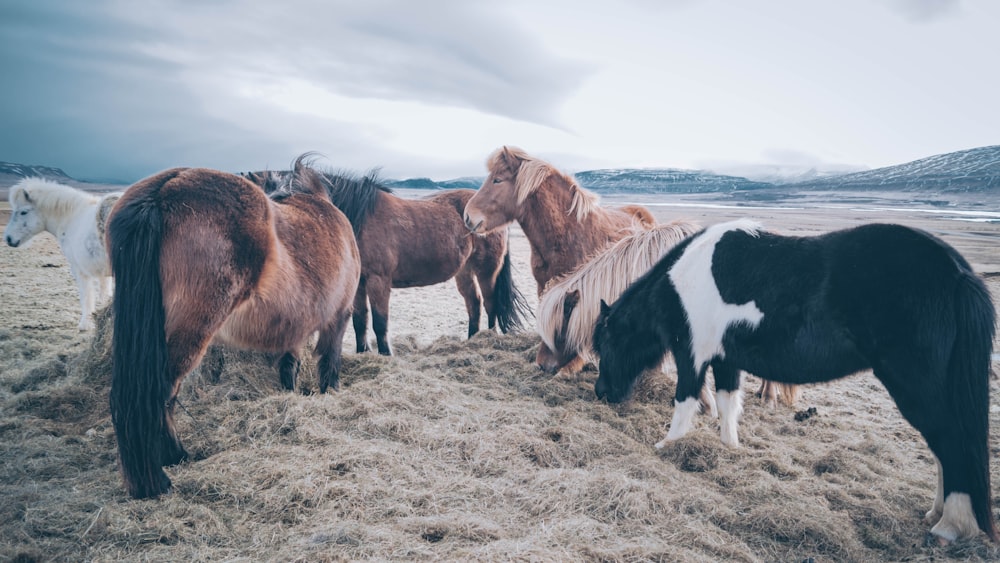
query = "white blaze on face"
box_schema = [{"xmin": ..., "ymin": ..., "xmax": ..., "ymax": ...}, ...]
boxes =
[{"xmin": 668, "ymin": 220, "xmax": 765, "ymax": 370}]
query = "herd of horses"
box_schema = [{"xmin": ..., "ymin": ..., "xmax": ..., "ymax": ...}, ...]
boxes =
[{"xmin": 3, "ymin": 147, "xmax": 996, "ymax": 543}]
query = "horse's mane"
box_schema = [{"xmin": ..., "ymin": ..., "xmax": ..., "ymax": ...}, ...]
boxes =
[
  {"xmin": 319, "ymin": 169, "xmax": 391, "ymax": 238},
  {"xmin": 488, "ymin": 146, "xmax": 600, "ymax": 222},
  {"xmin": 260, "ymin": 154, "xmax": 389, "ymax": 238},
  {"xmin": 8, "ymin": 177, "xmax": 99, "ymax": 222},
  {"xmin": 537, "ymin": 220, "xmax": 701, "ymax": 360}
]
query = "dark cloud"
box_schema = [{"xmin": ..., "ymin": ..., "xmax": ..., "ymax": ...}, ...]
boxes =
[{"xmin": 0, "ymin": 1, "xmax": 591, "ymax": 181}]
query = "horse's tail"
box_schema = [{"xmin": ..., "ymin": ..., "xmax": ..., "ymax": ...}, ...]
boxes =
[
  {"xmin": 949, "ymin": 270, "xmax": 997, "ymax": 541},
  {"xmin": 107, "ymin": 175, "xmax": 175, "ymax": 499},
  {"xmin": 492, "ymin": 249, "xmax": 532, "ymax": 333}
]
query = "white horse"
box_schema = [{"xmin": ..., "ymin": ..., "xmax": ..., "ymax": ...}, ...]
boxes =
[{"xmin": 4, "ymin": 178, "xmax": 122, "ymax": 330}]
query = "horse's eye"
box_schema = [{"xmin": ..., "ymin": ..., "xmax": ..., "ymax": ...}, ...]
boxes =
[
  {"xmin": 493, "ymin": 177, "xmax": 502, "ymax": 184},
  {"xmin": 19, "ymin": 210, "xmax": 28, "ymax": 215}
]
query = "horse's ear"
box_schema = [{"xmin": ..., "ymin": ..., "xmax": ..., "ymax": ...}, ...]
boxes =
[
  {"xmin": 499, "ymin": 146, "xmax": 522, "ymax": 172},
  {"xmin": 21, "ymin": 189, "xmax": 32, "ymax": 204},
  {"xmin": 599, "ymin": 299, "xmax": 610, "ymax": 318},
  {"xmin": 565, "ymin": 289, "xmax": 581, "ymax": 309}
]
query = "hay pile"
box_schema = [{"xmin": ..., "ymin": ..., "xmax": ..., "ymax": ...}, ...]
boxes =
[{"xmin": 2, "ymin": 304, "xmax": 999, "ymax": 562}]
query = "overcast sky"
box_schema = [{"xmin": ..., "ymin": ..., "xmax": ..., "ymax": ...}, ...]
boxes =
[{"xmin": 1, "ymin": 0, "xmax": 997, "ymax": 183}]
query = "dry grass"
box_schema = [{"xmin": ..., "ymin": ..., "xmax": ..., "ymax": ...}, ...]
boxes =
[{"xmin": 2, "ymin": 207, "xmax": 1000, "ymax": 562}]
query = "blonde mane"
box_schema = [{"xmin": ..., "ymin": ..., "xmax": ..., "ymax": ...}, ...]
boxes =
[
  {"xmin": 536, "ymin": 220, "xmax": 701, "ymax": 361},
  {"xmin": 10, "ymin": 177, "xmax": 99, "ymax": 223},
  {"xmin": 488, "ymin": 146, "xmax": 600, "ymax": 222}
]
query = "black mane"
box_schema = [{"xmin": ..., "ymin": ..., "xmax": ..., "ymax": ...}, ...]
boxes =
[{"xmin": 241, "ymin": 155, "xmax": 388, "ymax": 238}]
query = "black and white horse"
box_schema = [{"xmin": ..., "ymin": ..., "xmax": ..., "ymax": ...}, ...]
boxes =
[{"xmin": 593, "ymin": 219, "xmax": 997, "ymax": 543}]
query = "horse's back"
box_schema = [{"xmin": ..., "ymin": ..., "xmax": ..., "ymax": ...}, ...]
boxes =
[{"xmin": 358, "ymin": 189, "xmax": 477, "ymax": 285}]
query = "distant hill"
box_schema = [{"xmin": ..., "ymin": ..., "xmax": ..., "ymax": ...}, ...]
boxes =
[
  {"xmin": 0, "ymin": 161, "xmax": 74, "ymax": 180},
  {"xmin": 388, "ymin": 146, "xmax": 1000, "ymax": 197},
  {"xmin": 0, "ymin": 161, "xmax": 125, "ymax": 194},
  {"xmin": 385, "ymin": 177, "xmax": 482, "ymax": 191},
  {"xmin": 574, "ymin": 168, "xmax": 770, "ymax": 194},
  {"xmin": 783, "ymin": 145, "xmax": 1000, "ymax": 194},
  {"xmin": 4, "ymin": 145, "xmax": 998, "ymax": 200}
]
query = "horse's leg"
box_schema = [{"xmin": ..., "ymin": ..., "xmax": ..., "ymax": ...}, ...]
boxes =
[
  {"xmin": 455, "ymin": 268, "xmax": 483, "ymax": 337},
  {"xmin": 158, "ymin": 326, "xmax": 220, "ymax": 468},
  {"xmin": 99, "ymin": 276, "xmax": 114, "ymax": 308},
  {"xmin": 317, "ymin": 310, "xmax": 352, "ymax": 393},
  {"xmin": 352, "ymin": 280, "xmax": 370, "ymax": 353},
  {"xmin": 925, "ymin": 455, "xmax": 945, "ymax": 525},
  {"xmin": 873, "ymin": 358, "xmax": 987, "ymax": 542},
  {"xmin": 657, "ymin": 358, "xmax": 708, "ymax": 449},
  {"xmin": 366, "ymin": 276, "xmax": 393, "ymax": 355},
  {"xmin": 710, "ymin": 360, "xmax": 743, "ymax": 447},
  {"xmin": 73, "ymin": 271, "xmax": 93, "ymax": 331},
  {"xmin": 278, "ymin": 352, "xmax": 302, "ymax": 391}
]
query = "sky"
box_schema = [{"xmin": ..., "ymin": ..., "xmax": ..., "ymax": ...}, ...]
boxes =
[{"xmin": 0, "ymin": 0, "xmax": 997, "ymax": 183}]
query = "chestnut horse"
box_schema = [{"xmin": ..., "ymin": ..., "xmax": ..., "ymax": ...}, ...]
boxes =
[
  {"xmin": 463, "ymin": 146, "xmax": 656, "ymax": 372},
  {"xmin": 593, "ymin": 220, "xmax": 997, "ymax": 542},
  {"xmin": 244, "ymin": 170, "xmax": 530, "ymax": 356},
  {"xmin": 107, "ymin": 155, "xmax": 360, "ymax": 499},
  {"xmin": 464, "ymin": 146, "xmax": 655, "ymax": 292}
]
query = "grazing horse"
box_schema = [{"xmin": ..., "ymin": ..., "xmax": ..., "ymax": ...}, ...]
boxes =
[
  {"xmin": 536, "ymin": 220, "xmax": 701, "ymax": 374},
  {"xmin": 107, "ymin": 155, "xmax": 361, "ymax": 499},
  {"xmin": 463, "ymin": 146, "xmax": 656, "ymax": 293},
  {"xmin": 592, "ymin": 219, "xmax": 997, "ymax": 543},
  {"xmin": 4, "ymin": 178, "xmax": 122, "ymax": 330},
  {"xmin": 244, "ymin": 170, "xmax": 529, "ymax": 356}
]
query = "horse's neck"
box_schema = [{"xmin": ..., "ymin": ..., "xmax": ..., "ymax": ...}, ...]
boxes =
[
  {"xmin": 517, "ymin": 182, "xmax": 605, "ymax": 286},
  {"xmin": 42, "ymin": 194, "xmax": 93, "ymax": 241}
]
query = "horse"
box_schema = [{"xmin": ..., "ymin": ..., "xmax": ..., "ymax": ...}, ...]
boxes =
[
  {"xmin": 592, "ymin": 219, "xmax": 997, "ymax": 543},
  {"xmin": 243, "ymin": 169, "xmax": 530, "ymax": 356},
  {"xmin": 463, "ymin": 146, "xmax": 657, "ymax": 372},
  {"xmin": 4, "ymin": 178, "xmax": 122, "ymax": 330},
  {"xmin": 463, "ymin": 146, "xmax": 656, "ymax": 295},
  {"xmin": 107, "ymin": 155, "xmax": 361, "ymax": 499},
  {"xmin": 536, "ymin": 220, "xmax": 701, "ymax": 375}
]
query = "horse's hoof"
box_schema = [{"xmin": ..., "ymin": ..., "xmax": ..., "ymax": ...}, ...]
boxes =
[{"xmin": 924, "ymin": 531, "xmax": 951, "ymax": 547}]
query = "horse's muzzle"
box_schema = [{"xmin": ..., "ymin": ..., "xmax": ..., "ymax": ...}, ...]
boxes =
[
  {"xmin": 463, "ymin": 214, "xmax": 483, "ymax": 233},
  {"xmin": 5, "ymin": 236, "xmax": 18, "ymax": 248}
]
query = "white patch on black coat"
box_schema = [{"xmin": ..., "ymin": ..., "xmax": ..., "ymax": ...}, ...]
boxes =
[{"xmin": 668, "ymin": 220, "xmax": 765, "ymax": 371}]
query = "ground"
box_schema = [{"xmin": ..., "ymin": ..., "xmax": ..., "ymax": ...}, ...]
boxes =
[{"xmin": 1, "ymin": 199, "xmax": 999, "ymax": 562}]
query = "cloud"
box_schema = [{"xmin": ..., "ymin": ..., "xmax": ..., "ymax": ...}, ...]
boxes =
[
  {"xmin": 880, "ymin": 0, "xmax": 961, "ymax": 22},
  {"xmin": 0, "ymin": 0, "xmax": 592, "ymax": 181}
]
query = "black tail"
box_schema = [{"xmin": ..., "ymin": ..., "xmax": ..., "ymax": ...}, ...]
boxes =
[
  {"xmin": 949, "ymin": 270, "xmax": 998, "ymax": 541},
  {"xmin": 107, "ymin": 179, "xmax": 174, "ymax": 499},
  {"xmin": 492, "ymin": 250, "xmax": 532, "ymax": 333}
]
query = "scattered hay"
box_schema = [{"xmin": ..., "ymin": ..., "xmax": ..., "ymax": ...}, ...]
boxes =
[{"xmin": 2, "ymin": 229, "xmax": 999, "ymax": 561}]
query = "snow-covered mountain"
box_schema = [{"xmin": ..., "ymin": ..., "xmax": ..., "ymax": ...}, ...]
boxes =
[{"xmin": 784, "ymin": 145, "xmax": 1000, "ymax": 193}]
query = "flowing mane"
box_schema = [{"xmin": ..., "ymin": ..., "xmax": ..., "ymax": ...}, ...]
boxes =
[
  {"xmin": 320, "ymin": 170, "xmax": 391, "ymax": 238},
  {"xmin": 10, "ymin": 178, "xmax": 99, "ymax": 223},
  {"xmin": 538, "ymin": 220, "xmax": 700, "ymax": 362},
  {"xmin": 487, "ymin": 146, "xmax": 599, "ymax": 222}
]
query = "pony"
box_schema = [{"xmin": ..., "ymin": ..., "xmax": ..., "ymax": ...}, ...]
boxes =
[
  {"xmin": 107, "ymin": 155, "xmax": 361, "ymax": 499},
  {"xmin": 4, "ymin": 178, "xmax": 122, "ymax": 330},
  {"xmin": 535, "ymin": 219, "xmax": 796, "ymax": 411},
  {"xmin": 243, "ymin": 169, "xmax": 530, "ymax": 356},
  {"xmin": 463, "ymin": 146, "xmax": 656, "ymax": 372},
  {"xmin": 464, "ymin": 146, "xmax": 656, "ymax": 294},
  {"xmin": 536, "ymin": 220, "xmax": 701, "ymax": 375},
  {"xmin": 592, "ymin": 219, "xmax": 997, "ymax": 543}
]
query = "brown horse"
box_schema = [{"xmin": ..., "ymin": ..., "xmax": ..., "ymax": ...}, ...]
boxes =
[
  {"xmin": 464, "ymin": 146, "xmax": 656, "ymax": 293},
  {"xmin": 463, "ymin": 146, "xmax": 656, "ymax": 373},
  {"xmin": 244, "ymin": 170, "xmax": 530, "ymax": 356},
  {"xmin": 107, "ymin": 155, "xmax": 361, "ymax": 499}
]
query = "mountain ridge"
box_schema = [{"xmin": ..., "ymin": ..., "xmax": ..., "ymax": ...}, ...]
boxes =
[{"xmin": 3, "ymin": 145, "xmax": 998, "ymax": 199}]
